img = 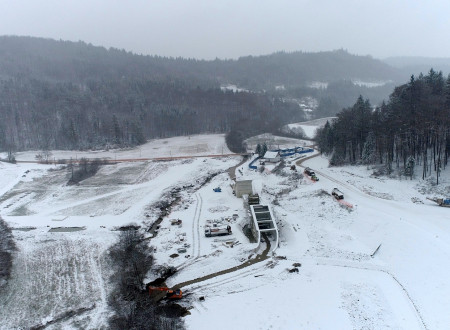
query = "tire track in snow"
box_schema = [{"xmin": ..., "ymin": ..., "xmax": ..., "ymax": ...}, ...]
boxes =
[
  {"xmin": 296, "ymin": 152, "xmax": 428, "ymax": 329},
  {"xmin": 298, "ymin": 153, "xmax": 450, "ymax": 251},
  {"xmin": 312, "ymin": 260, "xmax": 428, "ymax": 330},
  {"xmin": 87, "ymin": 248, "xmax": 108, "ymax": 329},
  {"xmin": 173, "ymin": 234, "xmax": 271, "ymax": 291},
  {"xmin": 187, "ymin": 261, "xmax": 269, "ymax": 294},
  {"xmin": 176, "ymin": 193, "xmax": 203, "ymax": 271}
]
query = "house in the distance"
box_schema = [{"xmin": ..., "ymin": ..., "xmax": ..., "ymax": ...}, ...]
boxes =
[{"xmin": 263, "ymin": 151, "xmax": 281, "ymax": 163}]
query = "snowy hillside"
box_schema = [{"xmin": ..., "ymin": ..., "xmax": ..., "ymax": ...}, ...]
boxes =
[
  {"xmin": 0, "ymin": 134, "xmax": 231, "ymax": 162},
  {"xmin": 1, "ymin": 133, "xmax": 450, "ymax": 329},
  {"xmin": 283, "ymin": 117, "xmax": 337, "ymax": 139}
]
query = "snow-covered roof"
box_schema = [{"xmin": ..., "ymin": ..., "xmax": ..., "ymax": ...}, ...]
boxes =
[{"xmin": 263, "ymin": 151, "xmax": 279, "ymax": 159}]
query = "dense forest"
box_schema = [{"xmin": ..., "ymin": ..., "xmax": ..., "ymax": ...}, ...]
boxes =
[
  {"xmin": 0, "ymin": 36, "xmax": 403, "ymax": 87},
  {"xmin": 316, "ymin": 69, "xmax": 450, "ymax": 182},
  {"xmin": 0, "ymin": 77, "xmax": 303, "ymax": 152},
  {"xmin": 0, "ymin": 36, "xmax": 411, "ymax": 153}
]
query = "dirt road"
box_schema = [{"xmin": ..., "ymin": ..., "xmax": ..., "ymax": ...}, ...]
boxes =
[{"xmin": 173, "ymin": 234, "xmax": 271, "ymax": 290}]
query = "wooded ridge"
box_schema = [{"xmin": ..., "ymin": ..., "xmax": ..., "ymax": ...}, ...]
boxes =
[
  {"xmin": 316, "ymin": 69, "xmax": 450, "ymax": 183},
  {"xmin": 0, "ymin": 36, "xmax": 421, "ymax": 153}
]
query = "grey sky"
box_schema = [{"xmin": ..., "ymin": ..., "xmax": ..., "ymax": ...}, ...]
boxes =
[{"xmin": 1, "ymin": 0, "xmax": 449, "ymax": 59}]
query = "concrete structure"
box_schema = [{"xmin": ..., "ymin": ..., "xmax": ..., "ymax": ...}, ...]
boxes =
[
  {"xmin": 263, "ymin": 151, "xmax": 281, "ymax": 163},
  {"xmin": 249, "ymin": 204, "xmax": 279, "ymax": 252},
  {"xmin": 235, "ymin": 180, "xmax": 253, "ymax": 198}
]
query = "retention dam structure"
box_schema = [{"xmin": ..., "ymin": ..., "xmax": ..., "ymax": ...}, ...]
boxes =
[{"xmin": 249, "ymin": 204, "xmax": 279, "ymax": 252}]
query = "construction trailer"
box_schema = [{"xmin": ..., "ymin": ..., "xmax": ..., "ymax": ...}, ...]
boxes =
[{"xmin": 204, "ymin": 225, "xmax": 232, "ymax": 237}]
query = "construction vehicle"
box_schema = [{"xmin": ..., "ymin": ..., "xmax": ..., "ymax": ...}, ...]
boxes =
[
  {"xmin": 205, "ymin": 225, "xmax": 232, "ymax": 237},
  {"xmin": 332, "ymin": 188, "xmax": 344, "ymax": 200},
  {"xmin": 427, "ymin": 197, "xmax": 450, "ymax": 207},
  {"xmin": 304, "ymin": 167, "xmax": 319, "ymax": 181},
  {"xmin": 148, "ymin": 286, "xmax": 183, "ymax": 299},
  {"xmin": 304, "ymin": 167, "xmax": 315, "ymax": 176},
  {"xmin": 170, "ymin": 219, "xmax": 182, "ymax": 226}
]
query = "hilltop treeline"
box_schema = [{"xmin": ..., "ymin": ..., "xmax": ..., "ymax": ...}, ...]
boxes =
[
  {"xmin": 0, "ymin": 36, "xmax": 332, "ymax": 152},
  {"xmin": 316, "ymin": 69, "xmax": 450, "ymax": 182},
  {"xmin": 0, "ymin": 37, "xmax": 402, "ymax": 88},
  {"xmin": 0, "ymin": 77, "xmax": 304, "ymax": 151},
  {"xmin": 0, "ymin": 36, "xmax": 416, "ymax": 153}
]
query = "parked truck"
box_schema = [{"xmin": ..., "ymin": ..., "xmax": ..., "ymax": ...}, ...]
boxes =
[
  {"xmin": 304, "ymin": 167, "xmax": 319, "ymax": 181},
  {"xmin": 332, "ymin": 188, "xmax": 344, "ymax": 200},
  {"xmin": 205, "ymin": 225, "xmax": 232, "ymax": 237}
]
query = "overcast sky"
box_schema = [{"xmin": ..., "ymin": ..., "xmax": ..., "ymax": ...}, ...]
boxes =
[{"xmin": 1, "ymin": 0, "xmax": 449, "ymax": 60}]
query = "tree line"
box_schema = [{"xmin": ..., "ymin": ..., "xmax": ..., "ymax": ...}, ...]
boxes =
[
  {"xmin": 0, "ymin": 37, "xmax": 403, "ymax": 90},
  {"xmin": 108, "ymin": 229, "xmax": 183, "ymax": 329},
  {"xmin": 0, "ymin": 36, "xmax": 411, "ymax": 154},
  {"xmin": 0, "ymin": 77, "xmax": 305, "ymax": 152},
  {"xmin": 316, "ymin": 69, "xmax": 450, "ymax": 183}
]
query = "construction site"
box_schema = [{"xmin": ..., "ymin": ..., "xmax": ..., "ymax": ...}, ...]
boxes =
[{"xmin": 2, "ymin": 135, "xmax": 450, "ymax": 329}]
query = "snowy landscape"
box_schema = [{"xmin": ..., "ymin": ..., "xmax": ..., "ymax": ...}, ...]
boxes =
[{"xmin": 0, "ymin": 126, "xmax": 449, "ymax": 329}]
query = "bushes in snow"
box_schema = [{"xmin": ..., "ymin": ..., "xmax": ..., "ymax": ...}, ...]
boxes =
[
  {"xmin": 0, "ymin": 216, "xmax": 16, "ymax": 289},
  {"xmin": 108, "ymin": 229, "xmax": 184, "ymax": 330},
  {"xmin": 67, "ymin": 158, "xmax": 106, "ymax": 184}
]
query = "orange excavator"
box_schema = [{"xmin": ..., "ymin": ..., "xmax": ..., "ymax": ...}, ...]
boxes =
[{"xmin": 148, "ymin": 286, "xmax": 183, "ymax": 299}]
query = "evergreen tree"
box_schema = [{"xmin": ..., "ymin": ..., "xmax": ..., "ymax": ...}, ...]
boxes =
[
  {"xmin": 112, "ymin": 115, "xmax": 121, "ymax": 145},
  {"xmin": 262, "ymin": 142, "xmax": 268, "ymax": 157},
  {"xmin": 362, "ymin": 131, "xmax": 377, "ymax": 166},
  {"xmin": 255, "ymin": 143, "xmax": 262, "ymax": 156},
  {"xmin": 404, "ymin": 156, "xmax": 415, "ymax": 179}
]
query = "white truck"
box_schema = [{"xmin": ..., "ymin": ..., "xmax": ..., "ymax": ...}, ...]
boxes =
[
  {"xmin": 204, "ymin": 225, "xmax": 232, "ymax": 237},
  {"xmin": 332, "ymin": 188, "xmax": 344, "ymax": 200}
]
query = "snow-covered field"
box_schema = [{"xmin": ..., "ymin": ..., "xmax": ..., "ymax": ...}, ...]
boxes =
[
  {"xmin": 244, "ymin": 133, "xmax": 312, "ymax": 152},
  {"xmin": 0, "ymin": 133, "xmax": 231, "ymax": 162},
  {"xmin": 1, "ymin": 132, "xmax": 450, "ymax": 329},
  {"xmin": 284, "ymin": 117, "xmax": 336, "ymax": 139}
]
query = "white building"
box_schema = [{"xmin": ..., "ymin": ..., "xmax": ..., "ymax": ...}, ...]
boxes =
[
  {"xmin": 263, "ymin": 151, "xmax": 280, "ymax": 163},
  {"xmin": 235, "ymin": 180, "xmax": 253, "ymax": 198}
]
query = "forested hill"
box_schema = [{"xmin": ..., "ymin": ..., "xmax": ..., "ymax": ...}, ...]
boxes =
[
  {"xmin": 384, "ymin": 56, "xmax": 450, "ymax": 78},
  {"xmin": 0, "ymin": 36, "xmax": 214, "ymax": 86},
  {"xmin": 316, "ymin": 69, "xmax": 450, "ymax": 182},
  {"xmin": 0, "ymin": 36, "xmax": 404, "ymax": 88},
  {"xmin": 217, "ymin": 50, "xmax": 404, "ymax": 89},
  {"xmin": 0, "ymin": 36, "xmax": 405, "ymax": 153}
]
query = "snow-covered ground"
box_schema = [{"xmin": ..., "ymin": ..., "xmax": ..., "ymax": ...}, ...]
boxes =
[
  {"xmin": 352, "ymin": 80, "xmax": 392, "ymax": 88},
  {"xmin": 0, "ymin": 133, "xmax": 231, "ymax": 162},
  {"xmin": 244, "ymin": 133, "xmax": 312, "ymax": 152},
  {"xmin": 1, "ymin": 132, "xmax": 450, "ymax": 329},
  {"xmin": 186, "ymin": 153, "xmax": 450, "ymax": 330},
  {"xmin": 220, "ymin": 84, "xmax": 249, "ymax": 93},
  {"xmin": 284, "ymin": 117, "xmax": 336, "ymax": 139}
]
